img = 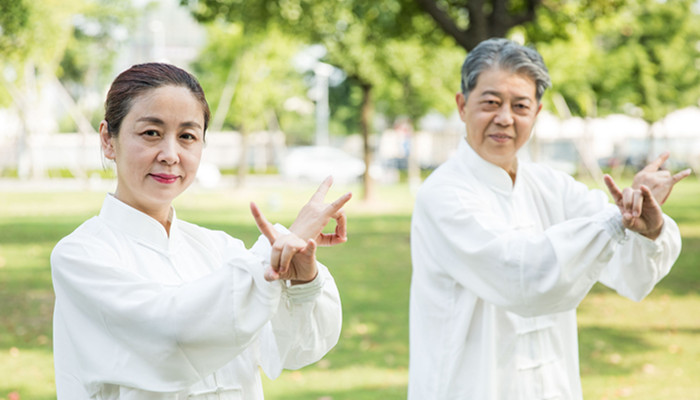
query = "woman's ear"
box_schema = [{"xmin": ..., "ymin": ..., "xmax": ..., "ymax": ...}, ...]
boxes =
[{"xmin": 99, "ymin": 120, "xmax": 116, "ymax": 160}]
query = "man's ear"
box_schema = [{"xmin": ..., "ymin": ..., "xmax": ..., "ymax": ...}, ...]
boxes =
[
  {"xmin": 99, "ymin": 120, "xmax": 116, "ymax": 160},
  {"xmin": 455, "ymin": 92, "xmax": 468, "ymax": 122}
]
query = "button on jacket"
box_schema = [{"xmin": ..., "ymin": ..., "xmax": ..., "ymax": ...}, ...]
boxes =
[
  {"xmin": 409, "ymin": 139, "xmax": 681, "ymax": 399},
  {"xmin": 51, "ymin": 194, "xmax": 342, "ymax": 399}
]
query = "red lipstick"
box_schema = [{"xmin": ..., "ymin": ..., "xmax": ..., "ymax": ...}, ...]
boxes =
[{"xmin": 150, "ymin": 174, "xmax": 179, "ymax": 184}]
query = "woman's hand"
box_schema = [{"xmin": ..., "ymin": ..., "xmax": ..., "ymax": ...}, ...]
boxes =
[
  {"xmin": 289, "ymin": 176, "xmax": 352, "ymax": 246},
  {"xmin": 250, "ymin": 202, "xmax": 319, "ymax": 284},
  {"xmin": 604, "ymin": 174, "xmax": 664, "ymax": 240}
]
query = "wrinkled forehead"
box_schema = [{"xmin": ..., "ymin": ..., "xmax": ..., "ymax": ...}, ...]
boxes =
[{"xmin": 470, "ymin": 68, "xmax": 538, "ymax": 100}]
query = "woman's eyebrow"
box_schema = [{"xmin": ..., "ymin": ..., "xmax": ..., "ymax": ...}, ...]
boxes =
[{"xmin": 136, "ymin": 116, "xmax": 202, "ymax": 129}]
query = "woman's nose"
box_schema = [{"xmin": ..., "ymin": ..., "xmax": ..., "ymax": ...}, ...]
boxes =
[{"xmin": 157, "ymin": 137, "xmax": 179, "ymax": 165}]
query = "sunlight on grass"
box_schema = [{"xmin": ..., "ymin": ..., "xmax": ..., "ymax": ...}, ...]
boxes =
[
  {"xmin": 0, "ymin": 347, "xmax": 55, "ymax": 400},
  {"xmin": 0, "ymin": 178, "xmax": 698, "ymax": 399},
  {"xmin": 261, "ymin": 366, "xmax": 408, "ymax": 399}
]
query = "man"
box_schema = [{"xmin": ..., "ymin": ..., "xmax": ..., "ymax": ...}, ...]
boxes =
[{"xmin": 408, "ymin": 38, "xmax": 690, "ymax": 399}]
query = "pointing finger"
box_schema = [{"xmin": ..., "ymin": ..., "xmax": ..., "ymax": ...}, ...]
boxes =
[
  {"xmin": 603, "ymin": 174, "xmax": 623, "ymax": 202},
  {"xmin": 250, "ymin": 202, "xmax": 278, "ymax": 244}
]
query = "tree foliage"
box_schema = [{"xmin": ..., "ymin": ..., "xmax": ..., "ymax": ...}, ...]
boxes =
[
  {"xmin": 0, "ymin": 0, "xmax": 31, "ymax": 56},
  {"xmin": 192, "ymin": 22, "xmax": 309, "ymax": 136},
  {"xmin": 183, "ymin": 0, "xmax": 463, "ymax": 198},
  {"xmin": 530, "ymin": 0, "xmax": 700, "ymax": 122},
  {"xmin": 417, "ymin": 0, "xmax": 700, "ymax": 123}
]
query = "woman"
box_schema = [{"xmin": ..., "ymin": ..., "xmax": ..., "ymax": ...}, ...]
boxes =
[{"xmin": 51, "ymin": 63, "xmax": 351, "ymax": 399}]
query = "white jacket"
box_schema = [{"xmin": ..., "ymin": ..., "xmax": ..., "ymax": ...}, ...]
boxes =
[
  {"xmin": 409, "ymin": 139, "xmax": 681, "ymax": 399},
  {"xmin": 51, "ymin": 194, "xmax": 342, "ymax": 399}
]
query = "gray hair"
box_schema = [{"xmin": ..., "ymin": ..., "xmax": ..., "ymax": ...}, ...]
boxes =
[{"xmin": 461, "ymin": 38, "xmax": 551, "ymax": 101}]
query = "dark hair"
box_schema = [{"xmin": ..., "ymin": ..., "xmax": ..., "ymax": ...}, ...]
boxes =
[
  {"xmin": 104, "ymin": 63, "xmax": 211, "ymax": 136},
  {"xmin": 461, "ymin": 38, "xmax": 551, "ymax": 102}
]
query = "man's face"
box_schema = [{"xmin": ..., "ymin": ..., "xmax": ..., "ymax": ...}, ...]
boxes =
[{"xmin": 456, "ymin": 68, "xmax": 542, "ymax": 176}]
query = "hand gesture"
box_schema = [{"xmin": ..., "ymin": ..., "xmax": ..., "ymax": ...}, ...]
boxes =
[
  {"xmin": 289, "ymin": 176, "xmax": 352, "ymax": 246},
  {"xmin": 633, "ymin": 152, "xmax": 691, "ymax": 205},
  {"xmin": 604, "ymin": 174, "xmax": 664, "ymax": 240},
  {"xmin": 250, "ymin": 202, "xmax": 319, "ymax": 284}
]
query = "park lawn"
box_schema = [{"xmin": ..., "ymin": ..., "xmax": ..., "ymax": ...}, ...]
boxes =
[{"xmin": 0, "ymin": 179, "xmax": 698, "ymax": 399}]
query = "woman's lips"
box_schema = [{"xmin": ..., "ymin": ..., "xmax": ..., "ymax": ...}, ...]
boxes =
[{"xmin": 150, "ymin": 173, "xmax": 179, "ymax": 184}]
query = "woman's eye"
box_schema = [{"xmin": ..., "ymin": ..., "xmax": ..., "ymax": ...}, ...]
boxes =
[
  {"xmin": 180, "ymin": 133, "xmax": 197, "ymax": 141},
  {"xmin": 143, "ymin": 130, "xmax": 159, "ymax": 137}
]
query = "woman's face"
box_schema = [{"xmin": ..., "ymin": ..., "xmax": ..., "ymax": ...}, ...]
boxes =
[{"xmin": 100, "ymin": 85, "xmax": 205, "ymax": 220}]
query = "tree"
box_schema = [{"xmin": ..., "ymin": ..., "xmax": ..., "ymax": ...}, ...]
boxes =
[
  {"xmin": 184, "ymin": 0, "xmax": 462, "ymax": 199},
  {"xmin": 0, "ymin": 0, "xmax": 132, "ymax": 178},
  {"xmin": 415, "ymin": 0, "xmax": 540, "ymax": 50},
  {"xmin": 192, "ymin": 22, "xmax": 309, "ymax": 185},
  {"xmin": 529, "ymin": 0, "xmax": 700, "ymax": 168},
  {"xmin": 0, "ymin": 0, "xmax": 31, "ymax": 57}
]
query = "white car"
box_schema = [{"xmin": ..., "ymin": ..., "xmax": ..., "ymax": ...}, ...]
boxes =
[{"xmin": 281, "ymin": 146, "xmax": 366, "ymax": 183}]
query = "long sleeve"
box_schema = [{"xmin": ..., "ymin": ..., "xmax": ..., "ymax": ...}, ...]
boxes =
[
  {"xmin": 51, "ymin": 231, "xmax": 281, "ymax": 395},
  {"xmin": 408, "ymin": 140, "xmax": 683, "ymax": 400},
  {"xmin": 248, "ymin": 226, "xmax": 342, "ymax": 380},
  {"xmin": 599, "ymin": 214, "xmax": 680, "ymax": 301},
  {"xmin": 411, "ymin": 161, "xmax": 680, "ymax": 318}
]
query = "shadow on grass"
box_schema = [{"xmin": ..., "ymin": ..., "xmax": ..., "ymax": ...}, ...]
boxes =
[
  {"xmin": 578, "ymin": 325, "xmax": 654, "ymax": 376},
  {"xmin": 266, "ymin": 383, "xmax": 407, "ymax": 400},
  {"xmin": 653, "ymin": 237, "xmax": 700, "ymax": 296},
  {"xmin": 317, "ymin": 215, "xmax": 412, "ymax": 370}
]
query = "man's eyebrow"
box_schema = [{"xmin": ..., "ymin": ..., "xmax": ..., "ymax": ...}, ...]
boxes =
[
  {"xmin": 479, "ymin": 90, "xmax": 533, "ymax": 102},
  {"xmin": 480, "ymin": 90, "xmax": 503, "ymax": 97}
]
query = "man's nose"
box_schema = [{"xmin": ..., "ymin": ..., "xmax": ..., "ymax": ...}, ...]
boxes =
[{"xmin": 494, "ymin": 105, "xmax": 514, "ymax": 126}]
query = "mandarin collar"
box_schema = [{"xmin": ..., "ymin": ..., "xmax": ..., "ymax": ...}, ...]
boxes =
[
  {"xmin": 458, "ymin": 138, "xmax": 519, "ymax": 195},
  {"xmin": 98, "ymin": 194, "xmax": 177, "ymax": 252}
]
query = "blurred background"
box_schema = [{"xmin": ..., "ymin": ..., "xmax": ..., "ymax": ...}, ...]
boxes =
[
  {"xmin": 1, "ymin": 0, "xmax": 700, "ymax": 399},
  {"xmin": 2, "ymin": 0, "xmax": 700, "ymax": 195}
]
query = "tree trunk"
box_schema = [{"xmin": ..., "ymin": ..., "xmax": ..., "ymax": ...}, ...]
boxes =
[
  {"xmin": 360, "ymin": 82, "xmax": 374, "ymax": 201},
  {"xmin": 414, "ymin": 0, "xmax": 541, "ymax": 51},
  {"xmin": 406, "ymin": 122, "xmax": 421, "ymax": 192},
  {"xmin": 237, "ymin": 127, "xmax": 248, "ymax": 187}
]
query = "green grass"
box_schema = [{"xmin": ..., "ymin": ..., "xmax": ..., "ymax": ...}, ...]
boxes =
[{"xmin": 0, "ymin": 178, "xmax": 699, "ymax": 399}]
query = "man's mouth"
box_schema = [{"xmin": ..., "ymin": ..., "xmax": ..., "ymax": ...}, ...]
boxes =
[{"xmin": 489, "ymin": 133, "xmax": 512, "ymax": 142}]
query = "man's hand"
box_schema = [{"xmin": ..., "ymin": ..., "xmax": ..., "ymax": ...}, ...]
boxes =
[
  {"xmin": 633, "ymin": 152, "xmax": 691, "ymax": 205},
  {"xmin": 604, "ymin": 174, "xmax": 664, "ymax": 240}
]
